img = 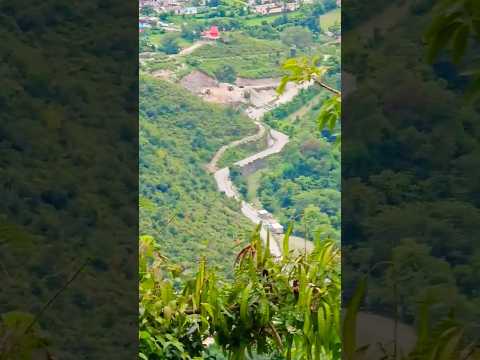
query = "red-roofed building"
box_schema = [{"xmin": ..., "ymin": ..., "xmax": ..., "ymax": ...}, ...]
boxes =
[{"xmin": 202, "ymin": 26, "xmax": 220, "ymax": 40}]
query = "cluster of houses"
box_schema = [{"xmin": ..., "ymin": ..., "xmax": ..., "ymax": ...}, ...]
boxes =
[
  {"xmin": 139, "ymin": 16, "xmax": 180, "ymax": 32},
  {"xmin": 139, "ymin": 0, "xmax": 206, "ymax": 15},
  {"xmin": 140, "ymin": 0, "xmax": 303, "ymax": 17},
  {"xmin": 247, "ymin": 0, "xmax": 300, "ymax": 15}
]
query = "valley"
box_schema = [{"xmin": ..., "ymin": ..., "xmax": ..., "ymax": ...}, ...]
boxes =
[
  {"xmin": 139, "ymin": 2, "xmax": 342, "ymax": 357},
  {"xmin": 139, "ymin": 1, "xmax": 341, "ymax": 271}
]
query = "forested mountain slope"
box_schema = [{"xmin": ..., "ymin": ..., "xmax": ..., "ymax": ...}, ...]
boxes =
[
  {"xmin": 259, "ymin": 91, "xmax": 341, "ymax": 241},
  {"xmin": 342, "ymin": 0, "xmax": 480, "ymax": 327},
  {"xmin": 1, "ymin": 1, "xmax": 138, "ymax": 357},
  {"xmin": 140, "ymin": 78, "xmax": 256, "ymax": 273}
]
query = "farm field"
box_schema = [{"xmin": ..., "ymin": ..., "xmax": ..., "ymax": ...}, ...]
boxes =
[
  {"xmin": 188, "ymin": 33, "xmax": 290, "ymax": 78},
  {"xmin": 241, "ymin": 11, "xmax": 302, "ymax": 25}
]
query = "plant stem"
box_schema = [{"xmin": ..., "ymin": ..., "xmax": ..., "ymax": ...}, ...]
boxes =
[{"xmin": 24, "ymin": 259, "xmax": 90, "ymax": 335}]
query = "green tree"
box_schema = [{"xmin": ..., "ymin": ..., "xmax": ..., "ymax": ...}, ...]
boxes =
[
  {"xmin": 300, "ymin": 205, "xmax": 332, "ymax": 233},
  {"xmin": 280, "ymin": 26, "xmax": 314, "ymax": 49},
  {"xmin": 323, "ymin": 0, "xmax": 337, "ymax": 11},
  {"xmin": 425, "ymin": 0, "xmax": 480, "ymax": 98},
  {"xmin": 278, "ymin": 57, "xmax": 341, "ymax": 140},
  {"xmin": 214, "ymin": 64, "xmax": 237, "ymax": 83},
  {"xmin": 140, "ymin": 5, "xmax": 156, "ymax": 16},
  {"xmin": 181, "ymin": 24, "xmax": 199, "ymax": 42},
  {"xmin": 160, "ymin": 33, "xmax": 180, "ymax": 55}
]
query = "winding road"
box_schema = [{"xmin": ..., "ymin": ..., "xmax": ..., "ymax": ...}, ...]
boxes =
[
  {"xmin": 208, "ymin": 108, "xmax": 291, "ymax": 257},
  {"xmin": 207, "ymin": 78, "xmax": 315, "ymax": 257}
]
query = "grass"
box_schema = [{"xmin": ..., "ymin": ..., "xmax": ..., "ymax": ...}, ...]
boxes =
[
  {"xmin": 246, "ymin": 171, "xmax": 265, "ymax": 205},
  {"xmin": 289, "ymin": 235, "xmax": 315, "ymax": 253},
  {"xmin": 148, "ymin": 32, "xmax": 193, "ymax": 49},
  {"xmin": 241, "ymin": 11, "xmax": 303, "ymax": 26},
  {"xmin": 319, "ymin": 8, "xmax": 341, "ymax": 31}
]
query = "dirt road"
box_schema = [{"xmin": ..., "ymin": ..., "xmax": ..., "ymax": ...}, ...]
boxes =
[
  {"xmin": 245, "ymin": 80, "xmax": 314, "ymax": 120},
  {"xmin": 168, "ymin": 41, "xmax": 209, "ymax": 60},
  {"xmin": 179, "ymin": 41, "xmax": 208, "ymax": 56}
]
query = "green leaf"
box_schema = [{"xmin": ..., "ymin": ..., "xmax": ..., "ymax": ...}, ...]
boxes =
[
  {"xmin": 342, "ymin": 277, "xmax": 367, "ymax": 360},
  {"xmin": 240, "ymin": 283, "xmax": 252, "ymax": 325},
  {"xmin": 282, "ymin": 223, "xmax": 293, "ymax": 257}
]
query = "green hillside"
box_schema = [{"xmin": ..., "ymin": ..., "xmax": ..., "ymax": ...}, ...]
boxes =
[
  {"xmin": 140, "ymin": 77, "xmax": 256, "ymax": 273},
  {"xmin": 189, "ymin": 33, "xmax": 290, "ymax": 79},
  {"xmin": 259, "ymin": 91, "xmax": 341, "ymax": 241}
]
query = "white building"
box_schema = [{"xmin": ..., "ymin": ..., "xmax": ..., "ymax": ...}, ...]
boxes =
[
  {"xmin": 251, "ymin": 1, "xmax": 299, "ymax": 15},
  {"xmin": 258, "ymin": 209, "xmax": 270, "ymax": 219},
  {"xmin": 269, "ymin": 222, "xmax": 284, "ymax": 234},
  {"xmin": 175, "ymin": 6, "xmax": 198, "ymax": 15}
]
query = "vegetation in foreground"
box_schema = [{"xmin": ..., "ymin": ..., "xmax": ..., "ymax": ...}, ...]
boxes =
[{"xmin": 139, "ymin": 228, "xmax": 341, "ymax": 360}]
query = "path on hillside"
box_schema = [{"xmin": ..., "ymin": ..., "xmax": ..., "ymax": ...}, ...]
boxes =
[
  {"xmin": 204, "ymin": 67, "xmax": 418, "ymax": 357},
  {"xmin": 177, "ymin": 41, "xmax": 209, "ymax": 56}
]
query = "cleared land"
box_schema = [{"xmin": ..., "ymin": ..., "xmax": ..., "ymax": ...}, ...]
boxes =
[{"xmin": 319, "ymin": 8, "xmax": 341, "ymax": 31}]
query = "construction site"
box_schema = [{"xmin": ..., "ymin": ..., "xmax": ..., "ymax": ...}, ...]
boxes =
[{"xmin": 179, "ymin": 70, "xmax": 311, "ymax": 117}]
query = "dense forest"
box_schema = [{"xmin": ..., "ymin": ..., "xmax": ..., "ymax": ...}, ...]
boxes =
[
  {"xmin": 342, "ymin": 0, "xmax": 480, "ymax": 333},
  {"xmin": 140, "ymin": 77, "xmax": 257, "ymax": 273},
  {"xmin": 0, "ymin": 0, "xmax": 138, "ymax": 358},
  {"xmin": 258, "ymin": 97, "xmax": 340, "ymax": 241}
]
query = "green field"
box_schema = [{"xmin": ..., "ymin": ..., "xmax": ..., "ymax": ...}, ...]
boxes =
[
  {"xmin": 242, "ymin": 11, "xmax": 302, "ymax": 25},
  {"xmin": 189, "ymin": 32, "xmax": 290, "ymax": 78},
  {"xmin": 148, "ymin": 32, "xmax": 192, "ymax": 49},
  {"xmin": 319, "ymin": 8, "xmax": 341, "ymax": 31}
]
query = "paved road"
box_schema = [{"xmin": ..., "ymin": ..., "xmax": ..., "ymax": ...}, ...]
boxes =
[
  {"xmin": 241, "ymin": 202, "xmax": 282, "ymax": 257},
  {"xmin": 207, "ymin": 78, "xmax": 318, "ymax": 258},
  {"xmin": 207, "ymin": 121, "xmax": 265, "ymax": 173},
  {"xmin": 245, "ymin": 80, "xmax": 314, "ymax": 120},
  {"xmin": 214, "ymin": 167, "xmax": 239, "ymax": 199},
  {"xmin": 211, "ymin": 129, "xmax": 286, "ymax": 257},
  {"xmin": 234, "ymin": 129, "xmax": 288, "ymax": 168},
  {"xmin": 211, "ymin": 125, "xmax": 288, "ymax": 257}
]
